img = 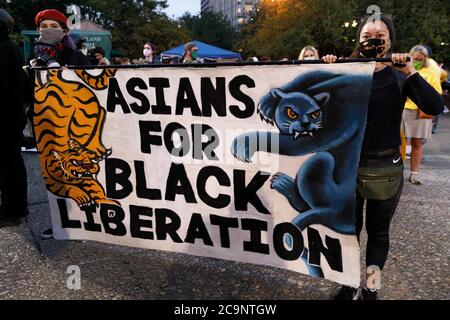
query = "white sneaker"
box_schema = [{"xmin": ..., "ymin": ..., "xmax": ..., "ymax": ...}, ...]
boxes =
[{"xmin": 408, "ymin": 173, "xmax": 422, "ymax": 185}]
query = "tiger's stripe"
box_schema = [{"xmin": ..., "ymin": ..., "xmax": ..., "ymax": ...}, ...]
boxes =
[
  {"xmin": 74, "ymin": 69, "xmax": 117, "ymax": 90},
  {"xmin": 34, "ymin": 68, "xmax": 118, "ymax": 207}
]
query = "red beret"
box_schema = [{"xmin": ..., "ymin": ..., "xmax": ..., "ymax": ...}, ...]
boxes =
[{"xmin": 35, "ymin": 9, "xmax": 68, "ymax": 29}]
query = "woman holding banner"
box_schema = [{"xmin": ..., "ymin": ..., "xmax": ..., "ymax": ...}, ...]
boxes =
[
  {"xmin": 322, "ymin": 14, "xmax": 443, "ymax": 300},
  {"xmin": 26, "ymin": 9, "xmax": 90, "ymax": 239},
  {"xmin": 30, "ymin": 9, "xmax": 90, "ymax": 68}
]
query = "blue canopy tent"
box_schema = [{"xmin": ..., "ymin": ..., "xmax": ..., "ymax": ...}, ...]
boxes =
[{"xmin": 161, "ymin": 40, "xmax": 242, "ymax": 62}]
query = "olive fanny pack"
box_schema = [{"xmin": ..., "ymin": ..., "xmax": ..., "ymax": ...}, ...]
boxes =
[
  {"xmin": 357, "ymin": 150, "xmax": 404, "ymax": 200},
  {"xmin": 356, "ymin": 75, "xmax": 406, "ymax": 201}
]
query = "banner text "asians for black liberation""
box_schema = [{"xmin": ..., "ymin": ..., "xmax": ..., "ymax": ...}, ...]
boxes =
[{"xmin": 60, "ymin": 74, "xmax": 344, "ymax": 270}]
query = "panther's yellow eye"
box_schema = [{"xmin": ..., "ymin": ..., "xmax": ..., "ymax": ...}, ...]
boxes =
[
  {"xmin": 286, "ymin": 107, "xmax": 298, "ymax": 119},
  {"xmin": 311, "ymin": 110, "xmax": 321, "ymax": 119}
]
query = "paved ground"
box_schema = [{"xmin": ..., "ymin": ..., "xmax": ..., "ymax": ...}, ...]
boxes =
[{"xmin": 1, "ymin": 115, "xmax": 449, "ymax": 300}]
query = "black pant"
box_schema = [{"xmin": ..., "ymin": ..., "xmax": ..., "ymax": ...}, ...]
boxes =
[
  {"xmin": 0, "ymin": 141, "xmax": 28, "ymax": 218},
  {"xmin": 355, "ymin": 149, "xmax": 404, "ymax": 270}
]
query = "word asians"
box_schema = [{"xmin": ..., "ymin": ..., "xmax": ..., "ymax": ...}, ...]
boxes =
[
  {"xmin": 106, "ymin": 75, "xmax": 256, "ymax": 118},
  {"xmin": 57, "ymin": 199, "xmax": 343, "ymax": 271}
]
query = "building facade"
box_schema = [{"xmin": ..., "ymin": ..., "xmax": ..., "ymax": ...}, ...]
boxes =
[{"xmin": 201, "ymin": 0, "xmax": 259, "ymax": 28}]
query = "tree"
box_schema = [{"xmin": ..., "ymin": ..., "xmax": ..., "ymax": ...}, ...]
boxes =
[
  {"xmin": 0, "ymin": 0, "xmax": 74, "ymax": 31},
  {"xmin": 1, "ymin": 0, "xmax": 191, "ymax": 59},
  {"xmin": 235, "ymin": 0, "xmax": 357, "ymax": 60},
  {"xmin": 234, "ymin": 10, "xmax": 261, "ymax": 59},
  {"xmin": 388, "ymin": 0, "xmax": 449, "ymax": 64},
  {"xmin": 77, "ymin": 0, "xmax": 190, "ymax": 59},
  {"xmin": 349, "ymin": 0, "xmax": 450, "ymax": 63},
  {"xmin": 178, "ymin": 11, "xmax": 236, "ymax": 50},
  {"xmin": 235, "ymin": 0, "xmax": 450, "ymax": 63}
]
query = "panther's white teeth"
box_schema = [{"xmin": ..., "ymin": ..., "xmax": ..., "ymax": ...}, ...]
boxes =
[
  {"xmin": 309, "ymin": 132, "xmax": 314, "ymax": 137},
  {"xmin": 294, "ymin": 132, "xmax": 300, "ymax": 140}
]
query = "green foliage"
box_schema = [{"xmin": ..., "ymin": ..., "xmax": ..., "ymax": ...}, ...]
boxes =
[
  {"xmin": 2, "ymin": 0, "xmax": 448, "ymax": 63},
  {"xmin": 178, "ymin": 11, "xmax": 236, "ymax": 50},
  {"xmin": 77, "ymin": 0, "xmax": 189, "ymax": 59},
  {"xmin": 1, "ymin": 0, "xmax": 190, "ymax": 59},
  {"xmin": 236, "ymin": 0, "xmax": 450, "ymax": 63},
  {"xmin": 236, "ymin": 0, "xmax": 357, "ymax": 59},
  {"xmin": 389, "ymin": 0, "xmax": 450, "ymax": 63},
  {"xmin": 233, "ymin": 10, "xmax": 262, "ymax": 59},
  {"xmin": 0, "ymin": 0, "xmax": 74, "ymax": 33}
]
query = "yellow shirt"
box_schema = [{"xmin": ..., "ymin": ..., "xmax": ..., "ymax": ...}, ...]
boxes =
[
  {"xmin": 404, "ymin": 66, "xmax": 442, "ymax": 110},
  {"xmin": 428, "ymin": 58, "xmax": 448, "ymax": 83}
]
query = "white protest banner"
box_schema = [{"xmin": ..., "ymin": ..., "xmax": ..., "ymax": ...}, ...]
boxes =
[{"xmin": 34, "ymin": 63, "xmax": 375, "ymax": 286}]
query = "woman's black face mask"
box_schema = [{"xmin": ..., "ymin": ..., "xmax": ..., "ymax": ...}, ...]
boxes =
[{"xmin": 359, "ymin": 38, "xmax": 388, "ymax": 58}]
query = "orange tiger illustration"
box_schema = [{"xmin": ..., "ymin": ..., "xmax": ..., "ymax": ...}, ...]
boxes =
[{"xmin": 34, "ymin": 68, "xmax": 118, "ymax": 207}]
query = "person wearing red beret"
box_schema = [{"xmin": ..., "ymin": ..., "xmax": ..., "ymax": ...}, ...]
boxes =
[
  {"xmin": 34, "ymin": 9, "xmax": 69, "ymax": 30},
  {"xmin": 24, "ymin": 9, "xmax": 91, "ymax": 239},
  {"xmin": 30, "ymin": 9, "xmax": 90, "ymax": 67}
]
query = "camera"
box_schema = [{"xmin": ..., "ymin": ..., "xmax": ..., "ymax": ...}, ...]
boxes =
[
  {"xmin": 87, "ymin": 48, "xmax": 99, "ymax": 65},
  {"xmin": 34, "ymin": 43, "xmax": 58, "ymax": 66}
]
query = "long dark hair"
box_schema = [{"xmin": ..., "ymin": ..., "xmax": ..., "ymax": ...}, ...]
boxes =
[
  {"xmin": 350, "ymin": 13, "xmax": 396, "ymax": 58},
  {"xmin": 145, "ymin": 41, "xmax": 157, "ymax": 55}
]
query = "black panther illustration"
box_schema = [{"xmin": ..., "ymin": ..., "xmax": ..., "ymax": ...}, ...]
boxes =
[
  {"xmin": 231, "ymin": 70, "xmax": 373, "ymax": 277},
  {"xmin": 269, "ymin": 88, "xmax": 326, "ymax": 139}
]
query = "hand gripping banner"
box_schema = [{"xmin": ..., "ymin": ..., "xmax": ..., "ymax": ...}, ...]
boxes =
[{"xmin": 34, "ymin": 63, "xmax": 375, "ymax": 287}]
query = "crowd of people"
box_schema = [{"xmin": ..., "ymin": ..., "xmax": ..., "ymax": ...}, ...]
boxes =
[{"xmin": 0, "ymin": 7, "xmax": 448, "ymax": 301}]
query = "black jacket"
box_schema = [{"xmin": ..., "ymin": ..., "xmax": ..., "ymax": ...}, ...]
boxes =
[
  {"xmin": 57, "ymin": 46, "xmax": 91, "ymax": 66},
  {"xmin": 0, "ymin": 34, "xmax": 26, "ymax": 142},
  {"xmin": 362, "ymin": 66, "xmax": 444, "ymax": 152},
  {"xmin": 25, "ymin": 39, "xmax": 91, "ymax": 104}
]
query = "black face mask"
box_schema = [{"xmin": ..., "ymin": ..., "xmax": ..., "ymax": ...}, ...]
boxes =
[{"xmin": 359, "ymin": 38, "xmax": 388, "ymax": 58}]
